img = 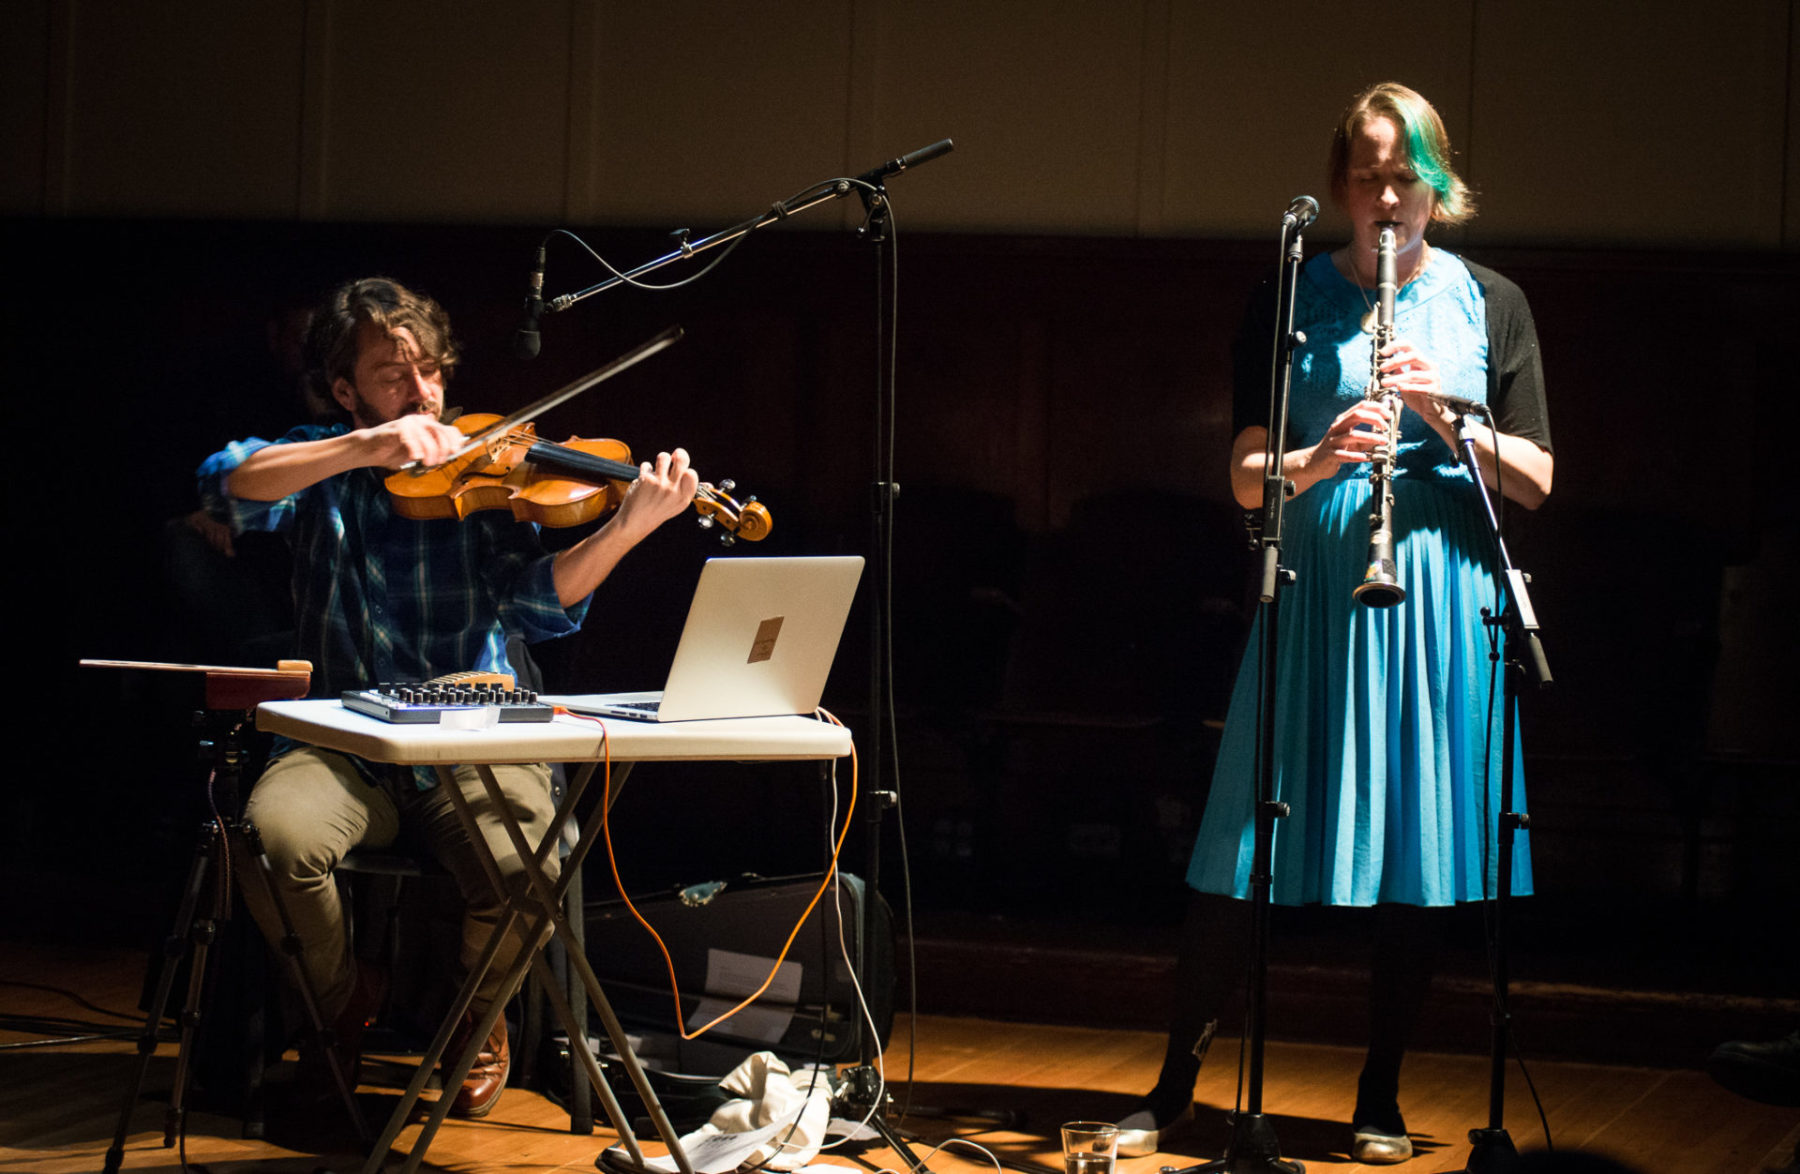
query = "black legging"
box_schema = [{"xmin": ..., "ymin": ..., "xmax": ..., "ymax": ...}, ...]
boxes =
[{"xmin": 1149, "ymin": 891, "xmax": 1451, "ymax": 1128}]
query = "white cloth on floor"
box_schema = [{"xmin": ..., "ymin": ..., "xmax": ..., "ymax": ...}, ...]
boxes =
[{"xmin": 683, "ymin": 1052, "xmax": 836, "ymax": 1172}]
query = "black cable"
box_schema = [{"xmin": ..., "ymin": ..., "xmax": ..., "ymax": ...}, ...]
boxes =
[
  {"xmin": 0, "ymin": 1022, "xmax": 144, "ymax": 1049},
  {"xmin": 545, "ymin": 176, "xmax": 877, "ymax": 300},
  {"xmin": 0, "ymin": 978, "xmax": 142, "ymax": 1024},
  {"xmin": 547, "ymin": 225, "xmax": 750, "ymax": 294},
  {"xmin": 867, "ymin": 202, "xmax": 924, "ymax": 1129},
  {"xmin": 1511, "ymin": 1018, "xmax": 1555, "ymax": 1151},
  {"xmin": 1472, "ymin": 430, "xmax": 1555, "ymax": 1154}
]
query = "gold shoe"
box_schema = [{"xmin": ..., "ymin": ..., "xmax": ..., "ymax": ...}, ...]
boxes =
[{"xmin": 1351, "ymin": 1126, "xmax": 1413, "ymax": 1164}]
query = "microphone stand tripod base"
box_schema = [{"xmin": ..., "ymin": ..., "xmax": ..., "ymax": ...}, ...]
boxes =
[
  {"xmin": 1463, "ymin": 1127, "xmax": 1519, "ymax": 1174},
  {"xmin": 832, "ymin": 1064, "xmax": 935, "ymax": 1174},
  {"xmin": 1161, "ymin": 1114, "xmax": 1302, "ymax": 1174}
]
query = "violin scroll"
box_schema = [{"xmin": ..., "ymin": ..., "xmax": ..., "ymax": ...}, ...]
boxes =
[{"xmin": 694, "ymin": 479, "xmax": 772, "ymax": 545}]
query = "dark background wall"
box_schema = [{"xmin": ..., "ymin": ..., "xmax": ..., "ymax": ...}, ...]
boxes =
[{"xmin": 2, "ymin": 1, "xmax": 1796, "ymax": 1035}]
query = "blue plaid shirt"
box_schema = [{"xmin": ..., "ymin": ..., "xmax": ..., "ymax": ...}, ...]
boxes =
[{"xmin": 199, "ymin": 423, "xmax": 589, "ymax": 788}]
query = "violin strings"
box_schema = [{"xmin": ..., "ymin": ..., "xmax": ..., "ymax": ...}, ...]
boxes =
[{"xmin": 448, "ymin": 425, "xmax": 743, "ymax": 524}]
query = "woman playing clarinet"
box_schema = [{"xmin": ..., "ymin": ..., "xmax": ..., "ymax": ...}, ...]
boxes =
[{"xmin": 1119, "ymin": 82, "xmax": 1555, "ymax": 1164}]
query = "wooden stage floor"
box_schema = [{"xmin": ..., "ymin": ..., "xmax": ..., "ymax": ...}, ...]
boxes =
[{"xmin": 2, "ymin": 942, "xmax": 1795, "ymax": 1174}]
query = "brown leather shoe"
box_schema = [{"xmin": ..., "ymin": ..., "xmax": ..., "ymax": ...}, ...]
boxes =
[{"xmin": 444, "ymin": 1011, "xmax": 509, "ymax": 1118}]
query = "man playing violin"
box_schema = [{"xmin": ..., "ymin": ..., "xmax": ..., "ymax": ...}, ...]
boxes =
[{"xmin": 198, "ymin": 275, "xmax": 698, "ymax": 1117}]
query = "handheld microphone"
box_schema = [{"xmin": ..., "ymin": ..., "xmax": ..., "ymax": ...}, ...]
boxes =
[
  {"xmin": 1281, "ymin": 195, "xmax": 1319, "ymax": 231},
  {"xmin": 513, "ymin": 244, "xmax": 547, "ymax": 360}
]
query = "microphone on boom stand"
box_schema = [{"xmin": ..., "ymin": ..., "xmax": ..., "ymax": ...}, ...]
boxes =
[
  {"xmin": 819, "ymin": 139, "xmax": 962, "ymax": 1174},
  {"xmin": 513, "ymin": 242, "xmax": 548, "ymax": 360},
  {"xmin": 854, "ymin": 138, "xmax": 954, "ymax": 241}
]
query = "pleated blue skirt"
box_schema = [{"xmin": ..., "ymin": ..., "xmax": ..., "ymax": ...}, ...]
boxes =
[{"xmin": 1186, "ymin": 472, "xmax": 1531, "ymax": 907}]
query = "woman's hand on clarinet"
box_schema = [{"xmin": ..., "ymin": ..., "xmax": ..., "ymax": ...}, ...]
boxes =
[
  {"xmin": 1379, "ymin": 336, "xmax": 1553, "ymax": 507},
  {"xmin": 1305, "ymin": 398, "xmax": 1394, "ymax": 477},
  {"xmin": 1382, "ymin": 339, "xmax": 1458, "ymax": 436}
]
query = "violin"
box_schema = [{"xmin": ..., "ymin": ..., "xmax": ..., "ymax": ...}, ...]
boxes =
[{"xmin": 384, "ymin": 413, "xmax": 771, "ymax": 542}]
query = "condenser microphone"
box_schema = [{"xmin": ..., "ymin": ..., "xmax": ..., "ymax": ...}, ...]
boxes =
[
  {"xmin": 1281, "ymin": 195, "xmax": 1319, "ymax": 231},
  {"xmin": 513, "ymin": 244, "xmax": 546, "ymax": 360},
  {"xmin": 855, "ymin": 139, "xmax": 955, "ymax": 187},
  {"xmin": 1429, "ymin": 391, "xmax": 1490, "ymax": 417}
]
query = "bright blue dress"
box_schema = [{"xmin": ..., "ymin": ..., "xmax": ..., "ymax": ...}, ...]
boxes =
[{"xmin": 1186, "ymin": 250, "xmax": 1534, "ymax": 907}]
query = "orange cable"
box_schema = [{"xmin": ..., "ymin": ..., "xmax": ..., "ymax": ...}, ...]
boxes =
[{"xmin": 562, "ymin": 707, "xmax": 857, "ymax": 1040}]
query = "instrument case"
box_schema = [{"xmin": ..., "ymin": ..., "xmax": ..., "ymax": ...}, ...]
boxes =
[{"xmin": 537, "ymin": 872, "xmax": 893, "ymax": 1128}]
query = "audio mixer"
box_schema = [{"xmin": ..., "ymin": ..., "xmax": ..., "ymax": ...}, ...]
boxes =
[{"xmin": 341, "ymin": 682, "xmax": 555, "ymax": 724}]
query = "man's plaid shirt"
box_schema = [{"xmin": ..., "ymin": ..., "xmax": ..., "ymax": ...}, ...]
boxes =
[{"xmin": 199, "ymin": 424, "xmax": 589, "ymax": 787}]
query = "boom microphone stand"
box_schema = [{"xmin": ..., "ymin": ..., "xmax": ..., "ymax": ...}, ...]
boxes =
[
  {"xmin": 830, "ymin": 149, "xmax": 941, "ymax": 1174},
  {"xmin": 532, "ymin": 141, "xmax": 953, "ymax": 323},
  {"xmin": 1442, "ymin": 407, "xmax": 1553, "ymax": 1174},
  {"xmin": 1168, "ymin": 198, "xmax": 1317, "ymax": 1174},
  {"xmin": 521, "ymin": 143, "xmax": 955, "ymax": 1172}
]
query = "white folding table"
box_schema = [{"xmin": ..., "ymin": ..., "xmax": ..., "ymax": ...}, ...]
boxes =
[{"xmin": 255, "ymin": 699, "xmax": 854, "ymax": 1174}]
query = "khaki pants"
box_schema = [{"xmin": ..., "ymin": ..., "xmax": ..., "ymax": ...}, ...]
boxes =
[{"xmin": 240, "ymin": 746, "xmax": 560, "ymax": 1020}]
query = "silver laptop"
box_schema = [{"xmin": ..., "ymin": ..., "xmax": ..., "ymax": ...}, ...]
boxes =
[{"xmin": 546, "ymin": 555, "xmax": 864, "ymax": 721}]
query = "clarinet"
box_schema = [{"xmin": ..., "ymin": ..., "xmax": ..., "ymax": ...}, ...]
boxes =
[{"xmin": 1353, "ymin": 223, "xmax": 1406, "ymax": 607}]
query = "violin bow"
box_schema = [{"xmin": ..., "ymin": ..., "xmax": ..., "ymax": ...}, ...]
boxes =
[{"xmin": 398, "ymin": 324, "xmax": 684, "ymax": 474}]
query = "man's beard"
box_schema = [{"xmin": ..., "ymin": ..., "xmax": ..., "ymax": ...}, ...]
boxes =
[{"xmin": 348, "ymin": 390, "xmax": 442, "ymax": 430}]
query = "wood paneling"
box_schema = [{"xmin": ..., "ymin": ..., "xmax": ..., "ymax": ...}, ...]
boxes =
[
  {"xmin": 1471, "ymin": 0, "xmax": 1793, "ymax": 249},
  {"xmin": 315, "ymin": 3, "xmax": 574, "ymax": 223},
  {"xmin": 589, "ymin": 0, "xmax": 858, "ymax": 228},
  {"xmin": 856, "ymin": 3, "xmax": 1152, "ymax": 234},
  {"xmin": 0, "ymin": 1, "xmax": 52, "ymax": 213},
  {"xmin": 1162, "ymin": 3, "xmax": 1477, "ymax": 240},
  {"xmin": 6, "ymin": 1, "xmax": 1794, "ymax": 246},
  {"xmin": 3, "ymin": 221, "xmax": 1792, "ymax": 1035},
  {"xmin": 61, "ymin": 2, "xmax": 308, "ymax": 218}
]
